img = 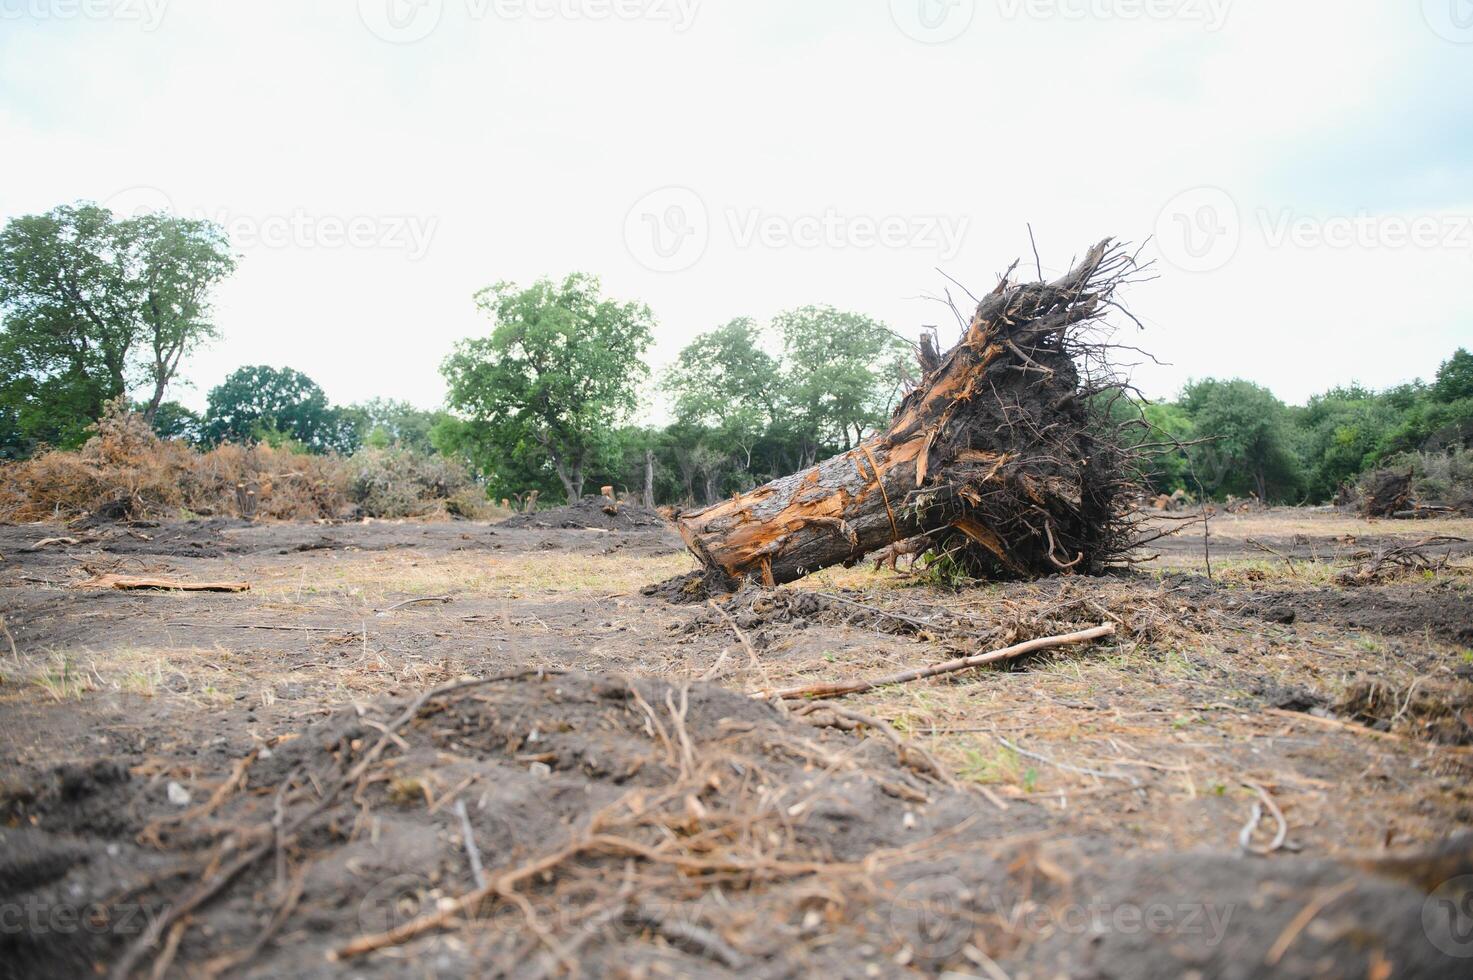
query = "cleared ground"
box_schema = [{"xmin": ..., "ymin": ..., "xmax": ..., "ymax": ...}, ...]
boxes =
[{"xmin": 1, "ymin": 508, "xmax": 1470, "ymax": 977}]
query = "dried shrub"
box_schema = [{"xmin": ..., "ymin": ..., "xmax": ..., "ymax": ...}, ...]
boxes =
[
  {"xmin": 0, "ymin": 406, "xmax": 503, "ymax": 523},
  {"xmin": 1358, "ymin": 449, "xmax": 1473, "ymax": 517},
  {"xmin": 346, "ymin": 447, "xmax": 501, "ymax": 519}
]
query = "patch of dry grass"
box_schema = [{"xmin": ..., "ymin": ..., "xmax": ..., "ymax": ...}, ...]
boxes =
[{"xmin": 254, "ymin": 549, "xmax": 699, "ymax": 602}]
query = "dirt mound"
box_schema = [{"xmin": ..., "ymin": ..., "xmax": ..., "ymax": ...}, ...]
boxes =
[
  {"xmin": 3, "ymin": 669, "xmax": 1468, "ymax": 977},
  {"xmin": 501, "ymin": 497, "xmax": 668, "ymax": 532},
  {"xmin": 679, "ymin": 576, "xmax": 1204, "ymax": 653},
  {"xmin": 1231, "ymin": 583, "xmax": 1473, "ymax": 644}
]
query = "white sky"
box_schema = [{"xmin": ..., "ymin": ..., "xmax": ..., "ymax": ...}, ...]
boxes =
[{"xmin": 2, "ymin": 0, "xmax": 1471, "ymax": 417}]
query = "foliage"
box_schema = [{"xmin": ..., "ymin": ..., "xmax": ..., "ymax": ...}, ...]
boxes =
[
  {"xmin": 146, "ymin": 400, "xmax": 203, "ymax": 443},
  {"xmin": 202, "ymin": 365, "xmax": 360, "ymax": 454},
  {"xmin": 1294, "ymin": 385, "xmax": 1400, "ymax": 501},
  {"xmin": 1433, "ymin": 348, "xmax": 1473, "ymax": 404},
  {"xmin": 656, "ymin": 306, "xmax": 910, "ymax": 504},
  {"xmin": 1179, "ymin": 378, "xmax": 1303, "ymax": 502},
  {"xmin": 775, "ymin": 305, "xmax": 910, "ymax": 456},
  {"xmin": 0, "ymin": 203, "xmax": 234, "ymax": 450},
  {"xmin": 442, "ymin": 273, "xmax": 654, "ymax": 502},
  {"xmin": 351, "ymin": 398, "xmax": 445, "ymax": 453}
]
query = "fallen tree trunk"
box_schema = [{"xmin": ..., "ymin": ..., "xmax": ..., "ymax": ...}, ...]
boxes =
[{"xmin": 676, "ymin": 239, "xmax": 1145, "ymax": 585}]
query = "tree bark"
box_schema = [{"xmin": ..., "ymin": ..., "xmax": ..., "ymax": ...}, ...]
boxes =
[
  {"xmin": 643, "ymin": 449, "xmax": 655, "ymax": 509},
  {"xmin": 675, "ymin": 240, "xmax": 1142, "ymax": 587}
]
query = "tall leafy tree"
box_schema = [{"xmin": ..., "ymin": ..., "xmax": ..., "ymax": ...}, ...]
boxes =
[
  {"xmin": 0, "ymin": 203, "xmax": 234, "ymax": 450},
  {"xmin": 663, "ymin": 318, "xmax": 782, "ymax": 482},
  {"xmin": 774, "ymin": 305, "xmax": 908, "ymax": 461},
  {"xmin": 352, "ymin": 398, "xmax": 445, "ymax": 453},
  {"xmin": 1432, "ymin": 348, "xmax": 1473, "ymax": 404},
  {"xmin": 202, "ymin": 365, "xmax": 358, "ymax": 453},
  {"xmin": 442, "ymin": 274, "xmax": 654, "ymax": 501},
  {"xmin": 1181, "ymin": 378, "xmax": 1302, "ymax": 502}
]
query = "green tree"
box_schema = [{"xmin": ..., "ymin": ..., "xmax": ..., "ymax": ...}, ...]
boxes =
[
  {"xmin": 1295, "ymin": 385, "xmax": 1400, "ymax": 500},
  {"xmin": 1181, "ymin": 378, "xmax": 1302, "ymax": 502},
  {"xmin": 0, "ymin": 203, "xmax": 234, "ymax": 450},
  {"xmin": 663, "ymin": 318, "xmax": 782, "ymax": 489},
  {"xmin": 202, "ymin": 365, "xmax": 358, "ymax": 453},
  {"xmin": 352, "ymin": 398, "xmax": 445, "ymax": 453},
  {"xmin": 144, "ymin": 400, "xmax": 203, "ymax": 443},
  {"xmin": 774, "ymin": 305, "xmax": 908, "ymax": 461},
  {"xmin": 1432, "ymin": 348, "xmax": 1473, "ymax": 403},
  {"xmin": 1138, "ymin": 400, "xmax": 1197, "ymax": 493},
  {"xmin": 441, "ymin": 274, "xmax": 654, "ymax": 502}
]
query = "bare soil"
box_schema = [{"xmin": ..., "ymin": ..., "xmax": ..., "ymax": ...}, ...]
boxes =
[{"xmin": 2, "ymin": 508, "xmax": 1472, "ymax": 978}]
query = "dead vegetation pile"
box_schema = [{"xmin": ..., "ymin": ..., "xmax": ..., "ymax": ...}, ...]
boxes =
[
  {"xmin": 0, "ymin": 408, "xmax": 502, "ymax": 524},
  {"xmin": 1356, "ymin": 449, "xmax": 1473, "ymax": 518},
  {"xmin": 1337, "ymin": 675, "xmax": 1473, "ymax": 746},
  {"xmin": 682, "ymin": 574, "xmax": 1206, "ymax": 655}
]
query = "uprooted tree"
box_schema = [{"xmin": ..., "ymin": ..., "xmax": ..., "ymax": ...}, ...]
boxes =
[{"xmin": 675, "ymin": 239, "xmax": 1151, "ymax": 586}]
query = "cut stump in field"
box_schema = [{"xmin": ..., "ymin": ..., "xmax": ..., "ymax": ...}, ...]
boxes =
[{"xmin": 676, "ymin": 239, "xmax": 1148, "ymax": 586}]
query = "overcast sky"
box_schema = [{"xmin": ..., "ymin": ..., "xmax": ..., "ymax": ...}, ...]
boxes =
[{"xmin": 2, "ymin": 0, "xmax": 1470, "ymax": 418}]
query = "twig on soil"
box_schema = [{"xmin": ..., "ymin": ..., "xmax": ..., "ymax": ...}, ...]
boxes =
[
  {"xmin": 996, "ymin": 735, "xmax": 1140, "ymax": 786},
  {"xmin": 1245, "ymin": 538, "xmax": 1298, "ymax": 576},
  {"xmin": 792, "ymin": 701, "xmax": 958, "ymax": 790},
  {"xmin": 1263, "ymin": 707, "xmax": 1473, "ymax": 754},
  {"xmin": 754, "ymin": 623, "xmax": 1115, "ymax": 700},
  {"xmin": 1238, "ymin": 781, "xmax": 1289, "ymax": 855},
  {"xmin": 631, "ymin": 902, "xmax": 748, "ymax": 970},
  {"xmin": 79, "ymin": 574, "xmax": 250, "ymax": 592},
  {"xmin": 166, "ymin": 622, "xmax": 347, "ymax": 633},
  {"xmin": 455, "ymin": 799, "xmax": 489, "ymax": 890},
  {"xmin": 1264, "ymin": 878, "xmax": 1357, "ymax": 965},
  {"xmin": 381, "ymin": 595, "xmax": 453, "ymax": 612},
  {"xmin": 707, "ymin": 598, "xmax": 762, "ymax": 674}
]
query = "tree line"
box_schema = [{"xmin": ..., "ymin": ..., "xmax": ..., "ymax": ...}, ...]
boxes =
[{"xmin": 3, "ymin": 203, "xmax": 1469, "ymax": 507}]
